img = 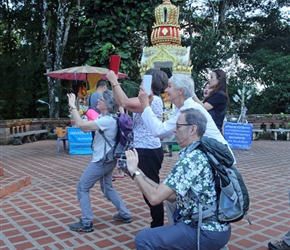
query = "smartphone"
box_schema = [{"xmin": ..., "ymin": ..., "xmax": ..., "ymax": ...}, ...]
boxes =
[{"xmin": 143, "ymin": 75, "xmax": 152, "ymax": 95}]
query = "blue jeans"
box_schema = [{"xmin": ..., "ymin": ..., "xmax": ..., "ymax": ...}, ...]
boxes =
[
  {"xmin": 77, "ymin": 160, "xmax": 131, "ymax": 225},
  {"xmin": 135, "ymin": 221, "xmax": 231, "ymax": 250}
]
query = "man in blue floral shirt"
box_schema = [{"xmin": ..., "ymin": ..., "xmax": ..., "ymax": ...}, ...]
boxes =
[{"xmin": 125, "ymin": 108, "xmax": 231, "ymax": 250}]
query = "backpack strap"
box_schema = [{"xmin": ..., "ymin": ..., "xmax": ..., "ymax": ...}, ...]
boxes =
[
  {"xmin": 185, "ymin": 144, "xmax": 218, "ymax": 250},
  {"xmin": 98, "ymin": 113, "xmax": 118, "ymax": 149},
  {"xmin": 99, "ymin": 130, "xmax": 113, "ymax": 148}
]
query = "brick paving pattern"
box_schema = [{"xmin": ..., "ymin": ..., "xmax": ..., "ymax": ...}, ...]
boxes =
[{"xmin": 0, "ymin": 140, "xmax": 289, "ymax": 250}]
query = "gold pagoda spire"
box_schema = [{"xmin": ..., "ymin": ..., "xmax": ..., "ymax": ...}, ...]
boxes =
[{"xmin": 151, "ymin": 0, "xmax": 181, "ymax": 45}]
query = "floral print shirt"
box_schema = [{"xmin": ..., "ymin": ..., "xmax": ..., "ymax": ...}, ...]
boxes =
[{"xmin": 164, "ymin": 141, "xmax": 230, "ymax": 232}]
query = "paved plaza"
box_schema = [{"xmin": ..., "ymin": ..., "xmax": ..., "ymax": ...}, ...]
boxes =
[{"xmin": 0, "ymin": 139, "xmax": 289, "ymax": 250}]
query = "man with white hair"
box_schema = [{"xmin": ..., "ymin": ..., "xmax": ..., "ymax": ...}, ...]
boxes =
[
  {"xmin": 138, "ymin": 73, "xmax": 231, "ymax": 149},
  {"xmin": 138, "ymin": 73, "xmax": 235, "ymax": 229}
]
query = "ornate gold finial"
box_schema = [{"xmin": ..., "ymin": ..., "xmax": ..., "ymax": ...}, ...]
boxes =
[
  {"xmin": 151, "ymin": 0, "xmax": 181, "ymax": 45},
  {"xmin": 140, "ymin": 0, "xmax": 192, "ymax": 76}
]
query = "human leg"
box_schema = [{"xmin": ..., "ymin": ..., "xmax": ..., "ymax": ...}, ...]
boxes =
[
  {"xmin": 285, "ymin": 231, "xmax": 290, "ymax": 245},
  {"xmin": 99, "ymin": 160, "xmax": 131, "ymax": 220},
  {"xmin": 135, "ymin": 221, "xmax": 231, "ymax": 250},
  {"xmin": 268, "ymin": 231, "xmax": 290, "ymax": 250},
  {"xmin": 136, "ymin": 147, "xmax": 164, "ymax": 228},
  {"xmin": 268, "ymin": 189, "xmax": 290, "ymax": 249},
  {"xmin": 76, "ymin": 161, "xmax": 104, "ymax": 224},
  {"xmin": 142, "ymin": 194, "xmax": 164, "ymax": 227},
  {"xmin": 70, "ymin": 161, "xmax": 105, "ymax": 232}
]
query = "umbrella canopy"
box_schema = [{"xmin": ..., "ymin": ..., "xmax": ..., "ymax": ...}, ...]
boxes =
[{"xmin": 44, "ymin": 65, "xmax": 127, "ymax": 81}]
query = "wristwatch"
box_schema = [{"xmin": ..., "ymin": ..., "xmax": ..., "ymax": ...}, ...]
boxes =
[{"xmin": 132, "ymin": 170, "xmax": 141, "ymax": 180}]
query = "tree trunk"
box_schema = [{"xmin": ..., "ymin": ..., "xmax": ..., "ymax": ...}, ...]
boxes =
[{"xmin": 42, "ymin": 0, "xmax": 80, "ymax": 118}]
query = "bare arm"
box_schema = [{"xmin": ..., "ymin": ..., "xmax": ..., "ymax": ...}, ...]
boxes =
[
  {"xmin": 106, "ymin": 70, "xmax": 144, "ymax": 113},
  {"xmin": 125, "ymin": 149, "xmax": 175, "ymax": 206},
  {"xmin": 193, "ymin": 95, "xmax": 213, "ymax": 111},
  {"xmin": 167, "ymin": 193, "xmax": 177, "ymax": 202},
  {"xmin": 67, "ymin": 93, "xmax": 99, "ymax": 133}
]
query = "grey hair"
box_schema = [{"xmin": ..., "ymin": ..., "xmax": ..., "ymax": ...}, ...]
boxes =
[
  {"xmin": 168, "ymin": 74, "xmax": 194, "ymax": 99},
  {"xmin": 102, "ymin": 90, "xmax": 119, "ymax": 113},
  {"xmin": 180, "ymin": 108, "xmax": 207, "ymax": 137}
]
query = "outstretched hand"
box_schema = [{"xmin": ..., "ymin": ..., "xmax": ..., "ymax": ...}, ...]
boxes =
[
  {"xmin": 125, "ymin": 148, "xmax": 139, "ymax": 175},
  {"xmin": 67, "ymin": 93, "xmax": 76, "ymax": 108},
  {"xmin": 106, "ymin": 70, "xmax": 119, "ymax": 86}
]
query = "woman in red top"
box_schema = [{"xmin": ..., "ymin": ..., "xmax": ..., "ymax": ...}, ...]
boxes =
[{"xmin": 193, "ymin": 69, "xmax": 229, "ymax": 133}]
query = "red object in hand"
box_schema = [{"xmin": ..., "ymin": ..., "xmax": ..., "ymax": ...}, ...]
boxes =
[{"xmin": 109, "ymin": 55, "xmax": 121, "ymax": 74}]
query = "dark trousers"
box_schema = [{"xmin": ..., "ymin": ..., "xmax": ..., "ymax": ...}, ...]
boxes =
[{"xmin": 136, "ymin": 147, "xmax": 164, "ymax": 228}]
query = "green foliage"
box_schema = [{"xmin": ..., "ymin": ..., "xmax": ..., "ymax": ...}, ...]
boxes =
[
  {"xmin": 187, "ymin": 27, "xmax": 235, "ymax": 93},
  {"xmin": 1, "ymin": 0, "xmax": 290, "ymax": 119},
  {"xmin": 79, "ymin": 0, "xmax": 160, "ymax": 81}
]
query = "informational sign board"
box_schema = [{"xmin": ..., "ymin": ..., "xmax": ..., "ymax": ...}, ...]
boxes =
[
  {"xmin": 68, "ymin": 127, "xmax": 93, "ymax": 154},
  {"xmin": 224, "ymin": 122, "xmax": 253, "ymax": 149}
]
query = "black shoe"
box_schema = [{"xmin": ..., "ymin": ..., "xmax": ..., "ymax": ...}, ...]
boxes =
[
  {"xmin": 113, "ymin": 213, "xmax": 132, "ymax": 223},
  {"xmin": 69, "ymin": 219, "xmax": 94, "ymax": 232},
  {"xmin": 268, "ymin": 240, "xmax": 290, "ymax": 250}
]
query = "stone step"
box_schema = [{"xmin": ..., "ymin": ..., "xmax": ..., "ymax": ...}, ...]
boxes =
[{"xmin": 0, "ymin": 175, "xmax": 31, "ymax": 198}]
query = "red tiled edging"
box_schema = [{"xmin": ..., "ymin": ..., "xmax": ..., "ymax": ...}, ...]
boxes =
[{"xmin": 0, "ymin": 175, "xmax": 31, "ymax": 199}]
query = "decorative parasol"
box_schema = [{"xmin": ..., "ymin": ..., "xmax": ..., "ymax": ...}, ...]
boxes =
[{"xmin": 44, "ymin": 65, "xmax": 127, "ymax": 81}]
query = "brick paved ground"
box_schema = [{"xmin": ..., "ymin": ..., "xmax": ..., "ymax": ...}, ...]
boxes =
[{"xmin": 0, "ymin": 139, "xmax": 289, "ymax": 250}]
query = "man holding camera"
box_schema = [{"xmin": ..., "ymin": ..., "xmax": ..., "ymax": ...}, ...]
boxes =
[{"xmin": 125, "ymin": 108, "xmax": 231, "ymax": 250}]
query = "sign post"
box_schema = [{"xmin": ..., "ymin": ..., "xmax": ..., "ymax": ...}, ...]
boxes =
[
  {"xmin": 67, "ymin": 127, "xmax": 93, "ymax": 154},
  {"xmin": 224, "ymin": 122, "xmax": 253, "ymax": 149}
]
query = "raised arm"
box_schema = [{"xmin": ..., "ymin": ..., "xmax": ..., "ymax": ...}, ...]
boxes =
[
  {"xmin": 106, "ymin": 70, "xmax": 144, "ymax": 113},
  {"xmin": 67, "ymin": 93, "xmax": 99, "ymax": 133},
  {"xmin": 192, "ymin": 95, "xmax": 214, "ymax": 111},
  {"xmin": 139, "ymin": 87, "xmax": 177, "ymax": 138}
]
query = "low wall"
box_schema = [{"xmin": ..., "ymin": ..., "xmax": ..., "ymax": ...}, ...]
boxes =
[
  {"xmin": 0, "ymin": 114, "xmax": 289, "ymax": 144},
  {"xmin": 230, "ymin": 114, "xmax": 290, "ymax": 130},
  {"xmin": 0, "ymin": 118, "xmax": 71, "ymax": 145}
]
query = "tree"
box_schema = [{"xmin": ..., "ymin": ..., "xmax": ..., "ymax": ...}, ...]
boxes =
[
  {"xmin": 41, "ymin": 0, "xmax": 81, "ymax": 118},
  {"xmin": 1, "ymin": 0, "xmax": 289, "ymax": 119},
  {"xmin": 238, "ymin": 7, "xmax": 290, "ymax": 114},
  {"xmin": 0, "ymin": 0, "xmax": 80, "ymax": 119},
  {"xmin": 180, "ymin": 0, "xmax": 290, "ymax": 115}
]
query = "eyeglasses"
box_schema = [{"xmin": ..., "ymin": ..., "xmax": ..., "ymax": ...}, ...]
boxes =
[
  {"xmin": 99, "ymin": 98, "xmax": 105, "ymax": 102},
  {"xmin": 176, "ymin": 123, "xmax": 192, "ymax": 129}
]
